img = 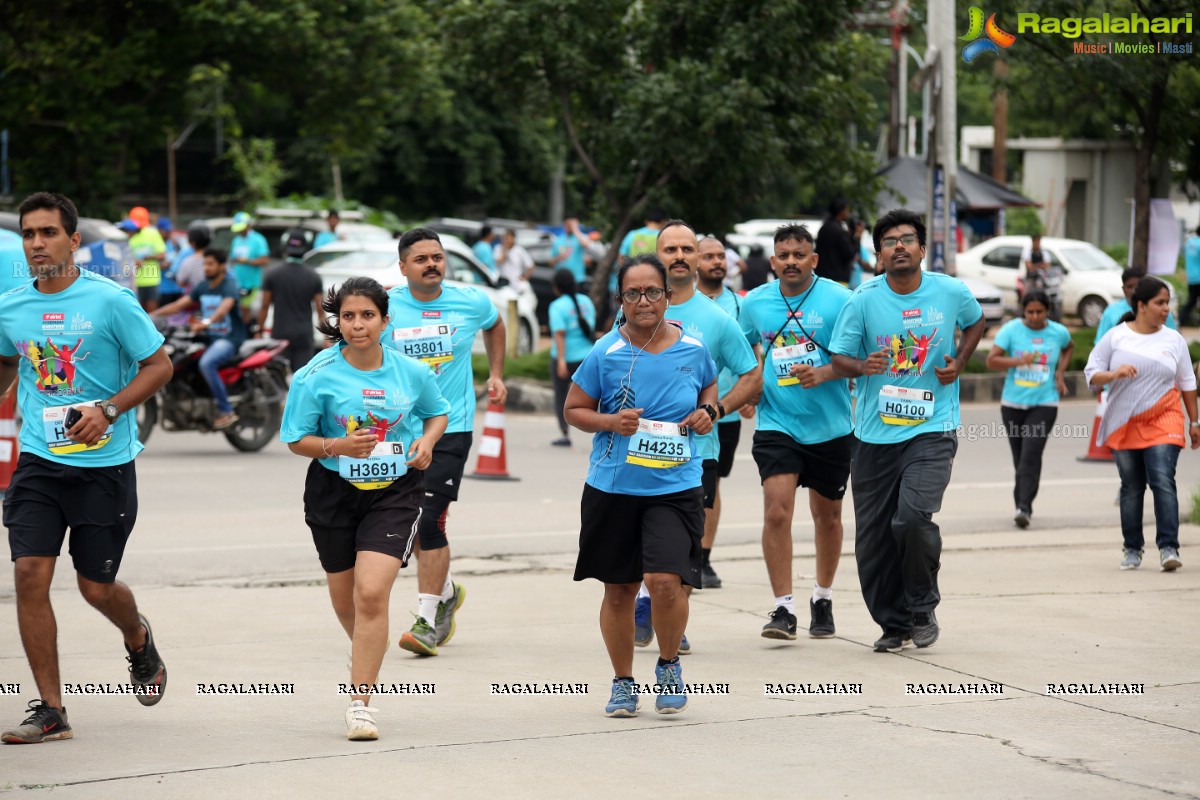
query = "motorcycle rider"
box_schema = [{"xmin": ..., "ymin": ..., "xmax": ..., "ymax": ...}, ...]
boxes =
[
  {"xmin": 1020, "ymin": 234, "xmax": 1061, "ymax": 321},
  {"xmin": 152, "ymin": 247, "xmax": 247, "ymax": 430}
]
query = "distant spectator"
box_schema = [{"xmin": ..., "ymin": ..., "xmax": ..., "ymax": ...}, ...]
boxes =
[
  {"xmin": 496, "ymin": 229, "xmax": 534, "ymax": 288},
  {"xmin": 740, "ymin": 244, "xmax": 772, "ymax": 291},
  {"xmin": 551, "ymin": 215, "xmax": 589, "ymax": 283},
  {"xmin": 258, "ymin": 229, "xmax": 324, "ymax": 371},
  {"xmin": 157, "ymin": 217, "xmax": 185, "ymax": 305},
  {"xmin": 174, "ymin": 224, "xmax": 211, "ymax": 294},
  {"xmin": 814, "ymin": 197, "xmax": 860, "ymax": 285},
  {"xmin": 548, "ymin": 269, "xmax": 596, "ymax": 447},
  {"xmin": 313, "ymin": 210, "xmax": 341, "ymax": 250},
  {"xmin": 1181, "ymin": 225, "xmax": 1200, "ymax": 326},
  {"xmin": 473, "ymin": 225, "xmax": 497, "ymax": 270},
  {"xmin": 616, "ymin": 208, "xmax": 666, "ymax": 290},
  {"xmin": 229, "ymin": 211, "xmax": 270, "ymax": 323},
  {"xmin": 127, "ymin": 206, "xmax": 166, "ymax": 312}
]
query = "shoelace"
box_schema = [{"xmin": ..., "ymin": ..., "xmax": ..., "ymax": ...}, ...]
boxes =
[
  {"xmin": 19, "ymin": 700, "xmax": 54, "ymax": 726},
  {"xmin": 610, "ymin": 681, "xmax": 635, "ymax": 704},
  {"xmin": 658, "ymin": 664, "xmax": 683, "ymax": 691},
  {"xmin": 348, "ymin": 706, "xmax": 379, "ymax": 720},
  {"xmin": 127, "ymin": 648, "xmax": 156, "ymax": 680}
]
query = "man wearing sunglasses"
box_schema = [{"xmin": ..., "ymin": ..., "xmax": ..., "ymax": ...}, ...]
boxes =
[
  {"xmin": 631, "ymin": 221, "xmax": 761, "ymax": 654},
  {"xmin": 830, "ymin": 209, "xmax": 985, "ymax": 653}
]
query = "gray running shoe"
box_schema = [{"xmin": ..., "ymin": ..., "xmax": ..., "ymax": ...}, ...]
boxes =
[
  {"xmin": 434, "ymin": 582, "xmax": 467, "ymax": 645},
  {"xmin": 911, "ymin": 611, "xmax": 939, "ymax": 648},
  {"xmin": 126, "ymin": 614, "xmax": 167, "ymax": 706},
  {"xmin": 1160, "ymin": 547, "xmax": 1182, "ymax": 571},
  {"xmin": 399, "ymin": 616, "xmax": 438, "ymax": 657},
  {"xmin": 1120, "ymin": 548, "xmax": 1143, "ymax": 570},
  {"xmin": 1, "ymin": 701, "xmax": 72, "ymax": 744}
]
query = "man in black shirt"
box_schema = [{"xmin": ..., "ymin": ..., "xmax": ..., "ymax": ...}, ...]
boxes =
[
  {"xmin": 815, "ymin": 197, "xmax": 862, "ymax": 285},
  {"xmin": 257, "ymin": 230, "xmax": 324, "ymax": 371}
]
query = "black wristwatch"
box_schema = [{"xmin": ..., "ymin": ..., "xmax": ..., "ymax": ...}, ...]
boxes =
[
  {"xmin": 96, "ymin": 400, "xmax": 120, "ymax": 424},
  {"xmin": 700, "ymin": 403, "xmax": 718, "ymax": 422},
  {"xmin": 716, "ymin": 401, "xmax": 727, "ymax": 419}
]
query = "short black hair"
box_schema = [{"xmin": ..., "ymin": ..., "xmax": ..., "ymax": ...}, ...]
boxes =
[
  {"xmin": 479, "ymin": 224, "xmax": 493, "ymax": 239},
  {"xmin": 202, "ymin": 247, "xmax": 228, "ymax": 264},
  {"xmin": 398, "ymin": 227, "xmax": 442, "ymax": 261},
  {"xmin": 1121, "ymin": 267, "xmax": 1145, "ymax": 283},
  {"xmin": 827, "ymin": 196, "xmax": 848, "ymax": 217},
  {"xmin": 656, "ymin": 219, "xmax": 695, "ymax": 243},
  {"xmin": 774, "ymin": 223, "xmax": 814, "ymax": 246},
  {"xmin": 18, "ymin": 192, "xmax": 79, "ymax": 236},
  {"xmin": 872, "ymin": 209, "xmax": 926, "ymax": 253},
  {"xmin": 646, "ymin": 207, "xmax": 667, "ymax": 224}
]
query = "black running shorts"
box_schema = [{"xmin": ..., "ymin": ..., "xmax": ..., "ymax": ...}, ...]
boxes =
[
  {"xmin": 716, "ymin": 419, "xmax": 741, "ymax": 478},
  {"xmin": 751, "ymin": 430, "xmax": 853, "ymax": 501},
  {"xmin": 303, "ymin": 460, "xmax": 425, "ymax": 573},
  {"xmin": 4, "ymin": 453, "xmax": 138, "ymax": 583},
  {"xmin": 574, "ymin": 485, "xmax": 704, "ymax": 588},
  {"xmin": 424, "ymin": 432, "xmax": 473, "ymax": 502}
]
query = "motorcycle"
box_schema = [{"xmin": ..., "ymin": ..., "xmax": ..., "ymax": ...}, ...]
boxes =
[{"xmin": 138, "ymin": 321, "xmax": 291, "ymax": 452}]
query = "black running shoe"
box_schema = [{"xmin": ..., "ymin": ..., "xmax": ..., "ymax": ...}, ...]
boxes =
[
  {"xmin": 1, "ymin": 700, "xmax": 72, "ymax": 744},
  {"xmin": 873, "ymin": 629, "xmax": 912, "ymax": 653},
  {"xmin": 911, "ymin": 611, "xmax": 939, "ymax": 649},
  {"xmin": 761, "ymin": 606, "xmax": 798, "ymax": 640},
  {"xmin": 809, "ymin": 598, "xmax": 835, "ymax": 638},
  {"xmin": 700, "ymin": 563, "xmax": 722, "ymax": 589},
  {"xmin": 126, "ymin": 614, "xmax": 167, "ymax": 706}
]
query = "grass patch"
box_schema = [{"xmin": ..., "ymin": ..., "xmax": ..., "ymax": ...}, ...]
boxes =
[
  {"xmin": 1190, "ymin": 487, "xmax": 1200, "ymax": 526},
  {"xmin": 473, "ymin": 349, "xmax": 552, "ymax": 383}
]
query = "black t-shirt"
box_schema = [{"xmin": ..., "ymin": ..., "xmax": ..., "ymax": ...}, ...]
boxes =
[
  {"xmin": 262, "ymin": 260, "xmax": 323, "ymax": 338},
  {"xmin": 742, "ymin": 253, "xmax": 772, "ymax": 291},
  {"xmin": 814, "ymin": 219, "xmax": 857, "ymax": 283}
]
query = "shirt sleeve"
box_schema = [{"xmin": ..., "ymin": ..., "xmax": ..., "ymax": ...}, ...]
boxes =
[
  {"xmin": 572, "ymin": 342, "xmax": 604, "ymax": 398},
  {"xmin": 829, "ymin": 294, "xmax": 865, "ymax": 357},
  {"xmin": 251, "ymin": 234, "xmax": 270, "ymax": 259},
  {"xmin": 111, "ymin": 287, "xmax": 165, "ymax": 361},
  {"xmin": 280, "ymin": 373, "xmax": 321, "ymax": 443},
  {"xmin": 412, "ymin": 367, "xmax": 452, "ymax": 422},
  {"xmin": 475, "ymin": 288, "xmax": 500, "ymax": 330},
  {"xmin": 993, "ymin": 321, "xmax": 1014, "ymax": 354},
  {"xmin": 717, "ymin": 313, "xmax": 758, "ymax": 377},
  {"xmin": 1083, "ymin": 328, "xmax": 1115, "ymax": 386},
  {"xmin": 955, "ymin": 279, "xmax": 983, "ymax": 329},
  {"xmin": 1174, "ymin": 335, "xmax": 1196, "ymax": 391},
  {"xmin": 618, "ymin": 231, "xmax": 634, "ymax": 257},
  {"xmin": 549, "ymin": 299, "xmax": 566, "ymax": 334}
]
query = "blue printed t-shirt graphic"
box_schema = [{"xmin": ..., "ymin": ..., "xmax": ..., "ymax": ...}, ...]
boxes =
[
  {"xmin": 961, "ymin": 8, "xmax": 1016, "ymax": 63},
  {"xmin": 740, "ymin": 278, "xmax": 853, "ymax": 444},
  {"xmin": 230, "ymin": 230, "xmax": 270, "ymax": 291},
  {"xmin": 281, "ymin": 344, "xmax": 450, "ymax": 488},
  {"xmin": 552, "ymin": 235, "xmax": 587, "ymax": 283},
  {"xmin": 994, "ymin": 318, "xmax": 1071, "ymax": 407},
  {"xmin": 659, "ymin": 293, "xmax": 757, "ymax": 460},
  {"xmin": 549, "ymin": 293, "xmax": 597, "ymax": 363},
  {"xmin": 830, "ymin": 272, "xmax": 982, "ymax": 445},
  {"xmin": 0, "ymin": 271, "xmax": 164, "ymax": 466},
  {"xmin": 384, "ymin": 284, "xmax": 498, "ymax": 434},
  {"xmin": 711, "ymin": 287, "xmax": 743, "ymax": 426},
  {"xmin": 189, "ymin": 276, "xmax": 247, "ymax": 349},
  {"xmin": 573, "ymin": 327, "xmax": 716, "ymax": 496}
]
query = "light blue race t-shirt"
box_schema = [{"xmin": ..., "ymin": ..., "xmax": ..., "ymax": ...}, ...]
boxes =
[
  {"xmin": 0, "ymin": 271, "xmax": 164, "ymax": 466},
  {"xmin": 740, "ymin": 277, "xmax": 853, "ymax": 443},
  {"xmin": 829, "ymin": 272, "xmax": 982, "ymax": 445},
  {"xmin": 1095, "ymin": 299, "xmax": 1176, "ymax": 344},
  {"xmin": 472, "ymin": 240, "xmax": 496, "ymax": 270},
  {"xmin": 993, "ymin": 318, "xmax": 1072, "ymax": 407},
  {"xmin": 709, "ymin": 287, "xmax": 744, "ymax": 426},
  {"xmin": 383, "ymin": 284, "xmax": 498, "ymax": 434},
  {"xmin": 549, "ymin": 293, "xmax": 597, "ymax": 363},
  {"xmin": 230, "ymin": 230, "xmax": 270, "ymax": 291},
  {"xmin": 281, "ymin": 343, "xmax": 450, "ymax": 485},
  {"xmin": 552, "ymin": 235, "xmax": 587, "ymax": 283},
  {"xmin": 573, "ymin": 326, "xmax": 717, "ymax": 496},
  {"xmin": 658, "ymin": 292, "xmax": 757, "ymax": 460}
]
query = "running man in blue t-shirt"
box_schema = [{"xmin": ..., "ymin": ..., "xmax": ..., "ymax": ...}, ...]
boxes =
[
  {"xmin": 830, "ymin": 208, "xmax": 985, "ymax": 654},
  {"xmin": 740, "ymin": 223, "xmax": 854, "ymax": 642},
  {"xmin": 382, "ymin": 228, "xmax": 507, "ymax": 657},
  {"xmin": 566, "ymin": 254, "xmax": 718, "ymax": 717},
  {"xmin": 985, "ymin": 290, "xmax": 1073, "ymax": 529},
  {"xmin": 0, "ymin": 193, "xmax": 173, "ymax": 744}
]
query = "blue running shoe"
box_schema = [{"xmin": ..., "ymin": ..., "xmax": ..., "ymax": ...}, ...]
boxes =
[
  {"xmin": 654, "ymin": 661, "xmax": 688, "ymax": 714},
  {"xmin": 634, "ymin": 597, "xmax": 653, "ymax": 647},
  {"xmin": 604, "ymin": 678, "xmax": 639, "ymax": 717},
  {"xmin": 678, "ymin": 633, "xmax": 691, "ymax": 655}
]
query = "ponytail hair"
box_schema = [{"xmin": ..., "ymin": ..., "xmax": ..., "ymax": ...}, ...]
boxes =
[
  {"xmin": 553, "ymin": 268, "xmax": 593, "ymax": 339},
  {"xmin": 1120, "ymin": 276, "xmax": 1168, "ymax": 324}
]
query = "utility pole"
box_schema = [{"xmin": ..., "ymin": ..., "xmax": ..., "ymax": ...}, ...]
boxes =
[
  {"xmin": 924, "ymin": 0, "xmax": 956, "ymax": 274},
  {"xmin": 992, "ymin": 57, "xmax": 1008, "ymax": 184}
]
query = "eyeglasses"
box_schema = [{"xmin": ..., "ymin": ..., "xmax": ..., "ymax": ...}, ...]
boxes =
[
  {"xmin": 620, "ymin": 287, "xmax": 666, "ymax": 304},
  {"xmin": 880, "ymin": 234, "xmax": 919, "ymax": 248}
]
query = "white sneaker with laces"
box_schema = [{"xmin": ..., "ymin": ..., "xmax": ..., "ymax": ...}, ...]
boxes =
[{"xmin": 345, "ymin": 700, "xmax": 379, "ymax": 740}]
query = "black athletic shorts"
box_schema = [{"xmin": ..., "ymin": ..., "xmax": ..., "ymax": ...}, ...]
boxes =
[
  {"xmin": 716, "ymin": 420, "xmax": 742, "ymax": 478},
  {"xmin": 4, "ymin": 452, "xmax": 138, "ymax": 583},
  {"xmin": 574, "ymin": 484, "xmax": 704, "ymax": 588},
  {"xmin": 303, "ymin": 460, "xmax": 425, "ymax": 573},
  {"xmin": 701, "ymin": 460, "xmax": 719, "ymax": 509},
  {"xmin": 425, "ymin": 432, "xmax": 473, "ymax": 502},
  {"xmin": 751, "ymin": 430, "xmax": 853, "ymax": 501}
]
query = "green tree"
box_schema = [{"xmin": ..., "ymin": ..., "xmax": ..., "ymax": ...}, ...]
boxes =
[{"xmin": 445, "ymin": 0, "xmax": 882, "ymax": 307}]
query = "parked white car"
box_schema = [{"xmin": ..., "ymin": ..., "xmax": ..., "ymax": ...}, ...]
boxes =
[
  {"xmin": 303, "ymin": 237, "xmax": 540, "ymax": 355},
  {"xmin": 955, "ymin": 235, "xmax": 1127, "ymax": 327}
]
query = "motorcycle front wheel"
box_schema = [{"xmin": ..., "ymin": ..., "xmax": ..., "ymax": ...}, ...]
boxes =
[{"xmin": 225, "ymin": 374, "xmax": 283, "ymax": 452}]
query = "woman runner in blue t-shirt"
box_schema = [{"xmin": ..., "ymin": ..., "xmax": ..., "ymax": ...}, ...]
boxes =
[
  {"xmin": 280, "ymin": 277, "xmax": 449, "ymax": 741},
  {"xmin": 564, "ymin": 254, "xmax": 717, "ymax": 718}
]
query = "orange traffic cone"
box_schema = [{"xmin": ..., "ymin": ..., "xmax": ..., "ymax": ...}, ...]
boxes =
[
  {"xmin": 1077, "ymin": 394, "xmax": 1113, "ymax": 462},
  {"xmin": 0, "ymin": 390, "xmax": 19, "ymax": 492},
  {"xmin": 466, "ymin": 401, "xmax": 520, "ymax": 481}
]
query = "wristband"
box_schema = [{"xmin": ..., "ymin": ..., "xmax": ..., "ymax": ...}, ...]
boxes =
[{"xmin": 716, "ymin": 401, "xmax": 727, "ymax": 419}]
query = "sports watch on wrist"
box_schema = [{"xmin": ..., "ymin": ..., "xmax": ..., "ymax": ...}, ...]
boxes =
[
  {"xmin": 96, "ymin": 400, "xmax": 119, "ymax": 424},
  {"xmin": 700, "ymin": 403, "xmax": 718, "ymax": 422}
]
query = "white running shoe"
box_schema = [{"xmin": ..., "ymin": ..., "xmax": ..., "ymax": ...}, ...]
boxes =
[{"xmin": 345, "ymin": 700, "xmax": 379, "ymax": 741}]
